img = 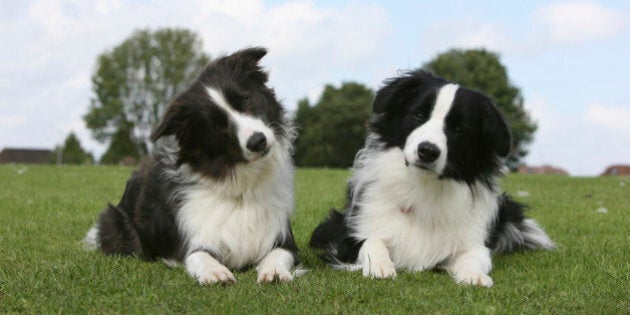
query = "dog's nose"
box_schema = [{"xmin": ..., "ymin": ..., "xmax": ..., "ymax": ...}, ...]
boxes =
[
  {"xmin": 417, "ymin": 141, "xmax": 440, "ymax": 163},
  {"xmin": 246, "ymin": 132, "xmax": 267, "ymax": 152}
]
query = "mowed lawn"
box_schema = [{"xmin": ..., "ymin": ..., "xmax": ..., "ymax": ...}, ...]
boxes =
[{"xmin": 0, "ymin": 164, "xmax": 628, "ymax": 314}]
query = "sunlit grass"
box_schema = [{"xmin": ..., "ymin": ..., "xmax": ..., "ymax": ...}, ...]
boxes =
[{"xmin": 1, "ymin": 165, "xmax": 628, "ymax": 313}]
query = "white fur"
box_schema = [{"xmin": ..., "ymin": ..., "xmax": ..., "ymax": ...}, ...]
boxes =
[
  {"xmin": 207, "ymin": 87, "xmax": 276, "ymax": 162},
  {"xmin": 348, "ymin": 146, "xmax": 497, "ymax": 286},
  {"xmin": 358, "ymin": 238, "xmax": 397, "ymax": 279},
  {"xmin": 169, "ymin": 86, "xmax": 296, "ymax": 279},
  {"xmin": 521, "ymin": 219, "xmax": 556, "ymax": 250},
  {"xmin": 175, "ymin": 138, "xmax": 294, "ymax": 271},
  {"xmin": 256, "ymin": 248, "xmax": 295, "ymax": 283},
  {"xmin": 403, "ymin": 83, "xmax": 458, "ymax": 174},
  {"xmin": 83, "ymin": 225, "xmax": 99, "ymax": 250},
  {"xmin": 185, "ymin": 251, "xmax": 236, "ymax": 284},
  {"xmin": 445, "ymin": 246, "xmax": 493, "ymax": 287}
]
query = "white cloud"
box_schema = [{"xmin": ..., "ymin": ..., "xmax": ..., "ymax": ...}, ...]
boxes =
[
  {"xmin": 0, "ymin": 0, "xmax": 391, "ymax": 159},
  {"xmin": 0, "ymin": 114, "xmax": 25, "ymax": 127},
  {"xmin": 584, "ymin": 104, "xmax": 630, "ymax": 131},
  {"xmin": 175, "ymin": 1, "xmax": 392, "ymax": 110},
  {"xmin": 525, "ymin": 95, "xmax": 551, "ymax": 126},
  {"xmin": 535, "ymin": 1, "xmax": 626, "ymax": 44},
  {"xmin": 524, "ymin": 96, "xmax": 630, "ymax": 176},
  {"xmin": 94, "ymin": 0, "xmax": 122, "ymax": 15},
  {"xmin": 453, "ymin": 23, "xmax": 513, "ymax": 52},
  {"xmin": 423, "ymin": 2, "xmax": 626, "ymax": 57}
]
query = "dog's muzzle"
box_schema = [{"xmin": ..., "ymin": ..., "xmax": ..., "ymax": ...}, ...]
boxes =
[
  {"xmin": 406, "ymin": 141, "xmax": 440, "ymax": 172},
  {"xmin": 246, "ymin": 132, "xmax": 270, "ymax": 156}
]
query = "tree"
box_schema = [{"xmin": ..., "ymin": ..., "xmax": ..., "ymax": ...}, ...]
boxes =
[
  {"xmin": 99, "ymin": 123, "xmax": 139, "ymax": 165},
  {"xmin": 294, "ymin": 82, "xmax": 374, "ymax": 168},
  {"xmin": 84, "ymin": 28, "xmax": 210, "ymax": 159},
  {"xmin": 54, "ymin": 132, "xmax": 94, "ymax": 165},
  {"xmin": 423, "ymin": 49, "xmax": 537, "ymax": 170}
]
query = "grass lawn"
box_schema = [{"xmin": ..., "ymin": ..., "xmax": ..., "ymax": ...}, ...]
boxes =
[{"xmin": 1, "ymin": 164, "xmax": 628, "ymax": 313}]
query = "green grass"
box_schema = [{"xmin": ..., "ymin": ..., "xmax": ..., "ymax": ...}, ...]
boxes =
[{"xmin": 1, "ymin": 164, "xmax": 628, "ymax": 314}]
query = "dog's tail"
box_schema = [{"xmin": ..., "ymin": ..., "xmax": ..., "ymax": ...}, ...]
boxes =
[
  {"xmin": 83, "ymin": 172, "xmax": 143, "ymax": 256},
  {"xmin": 487, "ymin": 194, "xmax": 555, "ymax": 254},
  {"xmin": 309, "ymin": 209, "xmax": 364, "ymax": 268},
  {"xmin": 85, "ymin": 203, "xmax": 142, "ymax": 256}
]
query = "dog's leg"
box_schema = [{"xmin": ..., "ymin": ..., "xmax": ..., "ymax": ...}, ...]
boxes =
[
  {"xmin": 357, "ymin": 238, "xmax": 396, "ymax": 279},
  {"xmin": 184, "ymin": 251, "xmax": 236, "ymax": 285},
  {"xmin": 256, "ymin": 248, "xmax": 295, "ymax": 283},
  {"xmin": 445, "ymin": 246, "xmax": 493, "ymax": 287}
]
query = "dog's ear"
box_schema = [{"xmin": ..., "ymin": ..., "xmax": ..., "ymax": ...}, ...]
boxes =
[
  {"xmin": 232, "ymin": 47, "xmax": 267, "ymax": 67},
  {"xmin": 150, "ymin": 101, "xmax": 189, "ymax": 142},
  {"xmin": 482, "ymin": 101, "xmax": 512, "ymax": 158},
  {"xmin": 373, "ymin": 76, "xmax": 415, "ymax": 114},
  {"xmin": 228, "ymin": 47, "xmax": 269, "ymax": 83},
  {"xmin": 372, "ymin": 79, "xmax": 399, "ymax": 114}
]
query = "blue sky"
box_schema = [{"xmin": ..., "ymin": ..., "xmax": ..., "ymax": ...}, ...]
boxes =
[{"xmin": 0, "ymin": 0, "xmax": 628, "ymax": 175}]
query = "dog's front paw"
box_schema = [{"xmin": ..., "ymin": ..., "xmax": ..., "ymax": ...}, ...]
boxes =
[
  {"xmin": 185, "ymin": 251, "xmax": 236, "ymax": 285},
  {"xmin": 454, "ymin": 271, "xmax": 493, "ymax": 287},
  {"xmin": 363, "ymin": 258, "xmax": 397, "ymax": 279},
  {"xmin": 197, "ymin": 264, "xmax": 236, "ymax": 285},
  {"xmin": 257, "ymin": 267, "xmax": 293, "ymax": 284},
  {"xmin": 256, "ymin": 248, "xmax": 295, "ymax": 284}
]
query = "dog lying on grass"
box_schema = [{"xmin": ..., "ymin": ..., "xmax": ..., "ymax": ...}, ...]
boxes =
[
  {"xmin": 85, "ymin": 47, "xmax": 300, "ymax": 284},
  {"xmin": 310, "ymin": 69, "xmax": 554, "ymax": 286}
]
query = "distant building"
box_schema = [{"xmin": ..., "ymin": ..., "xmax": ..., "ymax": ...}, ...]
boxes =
[
  {"xmin": 601, "ymin": 165, "xmax": 630, "ymax": 176},
  {"xmin": 0, "ymin": 148, "xmax": 53, "ymax": 164},
  {"xmin": 518, "ymin": 165, "xmax": 569, "ymax": 175}
]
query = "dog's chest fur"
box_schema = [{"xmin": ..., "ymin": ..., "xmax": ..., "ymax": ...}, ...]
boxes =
[
  {"xmin": 176, "ymin": 147, "xmax": 293, "ymax": 269},
  {"xmin": 349, "ymin": 148, "xmax": 498, "ymax": 271}
]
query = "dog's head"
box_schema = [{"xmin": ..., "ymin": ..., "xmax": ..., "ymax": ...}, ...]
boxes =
[
  {"xmin": 370, "ymin": 69, "xmax": 511, "ymax": 185},
  {"xmin": 151, "ymin": 47, "xmax": 286, "ymax": 179}
]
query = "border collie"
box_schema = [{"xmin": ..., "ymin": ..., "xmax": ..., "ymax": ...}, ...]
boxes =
[
  {"xmin": 85, "ymin": 47, "xmax": 299, "ymax": 284},
  {"xmin": 310, "ymin": 69, "xmax": 554, "ymax": 287}
]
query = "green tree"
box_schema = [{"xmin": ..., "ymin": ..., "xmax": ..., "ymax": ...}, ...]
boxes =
[
  {"xmin": 84, "ymin": 28, "xmax": 210, "ymax": 158},
  {"xmin": 294, "ymin": 82, "xmax": 374, "ymax": 168},
  {"xmin": 99, "ymin": 123, "xmax": 139, "ymax": 165},
  {"xmin": 54, "ymin": 132, "xmax": 93, "ymax": 165},
  {"xmin": 424, "ymin": 48, "xmax": 536, "ymax": 170}
]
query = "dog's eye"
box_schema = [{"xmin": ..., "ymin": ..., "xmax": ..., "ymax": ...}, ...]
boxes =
[
  {"xmin": 414, "ymin": 112, "xmax": 426, "ymax": 122},
  {"xmin": 453, "ymin": 125, "xmax": 465, "ymax": 135},
  {"xmin": 241, "ymin": 97, "xmax": 250, "ymax": 107}
]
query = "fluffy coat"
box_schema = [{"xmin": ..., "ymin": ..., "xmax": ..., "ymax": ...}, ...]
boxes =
[
  {"xmin": 85, "ymin": 47, "xmax": 299, "ymax": 284},
  {"xmin": 310, "ymin": 70, "xmax": 554, "ymax": 286}
]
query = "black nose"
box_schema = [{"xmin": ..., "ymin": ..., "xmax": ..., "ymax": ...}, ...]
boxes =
[
  {"xmin": 417, "ymin": 141, "xmax": 440, "ymax": 163},
  {"xmin": 246, "ymin": 132, "xmax": 267, "ymax": 152}
]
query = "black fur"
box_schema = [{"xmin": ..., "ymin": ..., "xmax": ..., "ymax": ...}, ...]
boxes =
[
  {"xmin": 310, "ymin": 69, "xmax": 552, "ymax": 266},
  {"xmin": 370, "ymin": 69, "xmax": 510, "ymax": 188},
  {"xmin": 151, "ymin": 47, "xmax": 286, "ymax": 180},
  {"xmin": 309, "ymin": 210, "xmax": 364, "ymax": 264},
  {"xmin": 89, "ymin": 47, "xmax": 298, "ymax": 272}
]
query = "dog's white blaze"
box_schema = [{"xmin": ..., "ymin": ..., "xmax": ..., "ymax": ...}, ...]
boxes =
[
  {"xmin": 403, "ymin": 84, "xmax": 458, "ymax": 174},
  {"xmin": 431, "ymin": 83, "xmax": 459, "ymax": 121},
  {"xmin": 349, "ymin": 148, "xmax": 496, "ymax": 282},
  {"xmin": 206, "ymin": 87, "xmax": 276, "ymax": 161}
]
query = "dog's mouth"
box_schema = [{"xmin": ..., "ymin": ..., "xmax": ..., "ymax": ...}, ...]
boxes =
[
  {"xmin": 260, "ymin": 148, "xmax": 270, "ymax": 157},
  {"xmin": 245, "ymin": 147, "xmax": 271, "ymax": 163},
  {"xmin": 405, "ymin": 158, "xmax": 436, "ymax": 173}
]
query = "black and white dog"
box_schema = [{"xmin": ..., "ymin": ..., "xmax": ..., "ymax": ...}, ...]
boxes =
[
  {"xmin": 310, "ymin": 69, "xmax": 554, "ymax": 287},
  {"xmin": 85, "ymin": 47, "xmax": 299, "ymax": 284}
]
